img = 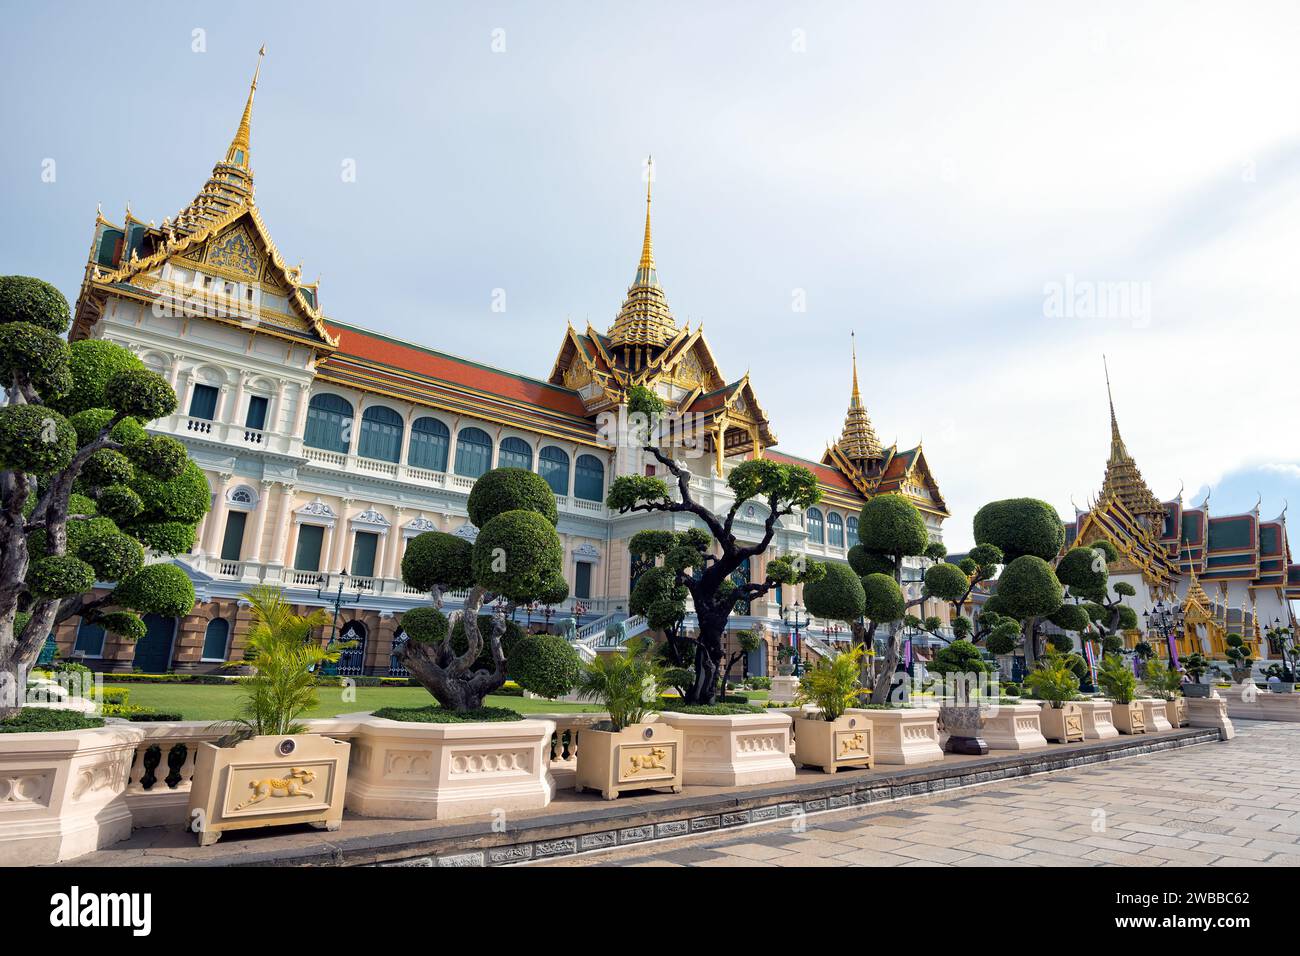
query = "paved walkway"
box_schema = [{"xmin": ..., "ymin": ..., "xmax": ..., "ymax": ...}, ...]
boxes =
[{"xmin": 535, "ymin": 721, "xmax": 1300, "ymax": 867}]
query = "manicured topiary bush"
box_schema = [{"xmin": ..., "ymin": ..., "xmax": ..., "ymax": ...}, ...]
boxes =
[
  {"xmin": 0, "ymin": 404, "xmax": 77, "ymax": 473},
  {"xmin": 112, "ymin": 564, "xmax": 197, "ymax": 619},
  {"xmin": 471, "ymin": 510, "xmax": 564, "ymax": 602},
  {"xmin": 467, "ymin": 467, "xmax": 558, "ymax": 528},
  {"xmin": 53, "ymin": 338, "xmax": 145, "ymax": 416},
  {"xmin": 923, "ymin": 561, "xmax": 970, "ymax": 603},
  {"xmin": 97, "ymin": 610, "xmax": 147, "ymax": 642},
  {"xmin": 508, "ymin": 634, "xmax": 582, "ymax": 700},
  {"xmin": 802, "ymin": 561, "xmax": 866, "ymax": 625},
  {"xmin": 371, "ymin": 705, "xmax": 522, "ymax": 723},
  {"xmin": 0, "ymin": 708, "xmax": 105, "ymax": 733},
  {"xmin": 973, "ymin": 498, "xmax": 1065, "ymax": 562},
  {"xmin": 400, "ymin": 531, "xmax": 474, "ymax": 593},
  {"xmin": 857, "ymin": 493, "xmax": 928, "ymax": 561},
  {"xmin": 862, "ymin": 572, "xmax": 905, "ymax": 623},
  {"xmin": 106, "ymin": 368, "xmax": 178, "ymax": 422},
  {"xmin": 0, "ymin": 322, "xmax": 71, "ymax": 397},
  {"xmin": 27, "ymin": 555, "xmax": 96, "ymax": 599},
  {"xmin": 400, "ymin": 606, "xmax": 450, "ymax": 645}
]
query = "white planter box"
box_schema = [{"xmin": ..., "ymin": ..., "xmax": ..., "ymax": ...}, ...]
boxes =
[
  {"xmin": 1136, "ymin": 699, "xmax": 1173, "ymax": 732},
  {"xmin": 1076, "ymin": 699, "xmax": 1119, "ymax": 740},
  {"xmin": 979, "ymin": 704, "xmax": 1048, "ymax": 750},
  {"xmin": 658, "ymin": 711, "xmax": 795, "ymax": 786},
  {"xmin": 0, "ymin": 724, "xmax": 144, "ymax": 865},
  {"xmin": 847, "ymin": 707, "xmax": 943, "ymax": 766},
  {"xmin": 1220, "ymin": 684, "xmax": 1300, "ymax": 723},
  {"xmin": 769, "ymin": 676, "xmax": 800, "ymax": 703},
  {"xmin": 344, "ymin": 716, "xmax": 557, "ymax": 820}
]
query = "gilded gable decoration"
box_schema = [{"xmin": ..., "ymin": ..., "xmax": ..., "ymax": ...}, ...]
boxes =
[{"xmin": 206, "ymin": 224, "xmax": 262, "ymax": 279}]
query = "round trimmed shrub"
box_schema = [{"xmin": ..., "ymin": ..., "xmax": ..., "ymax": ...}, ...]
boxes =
[
  {"xmin": 509, "ymin": 634, "xmax": 582, "ymax": 699},
  {"xmin": 125, "ymin": 435, "xmax": 187, "ymax": 480},
  {"xmin": 128, "ymin": 520, "xmax": 197, "ymax": 555},
  {"xmin": 857, "ymin": 493, "xmax": 928, "ymax": 557},
  {"xmin": 1048, "ymin": 632, "xmax": 1075, "ymax": 653},
  {"xmin": 97, "ymin": 483, "xmax": 144, "ymax": 523},
  {"xmin": 973, "ymin": 498, "xmax": 1065, "ymax": 562},
  {"xmin": 1101, "ymin": 633, "xmax": 1124, "ymax": 655},
  {"xmin": 986, "ymin": 626, "xmax": 1019, "ymax": 655},
  {"xmin": 0, "ymin": 276, "xmax": 71, "ymax": 333},
  {"xmin": 0, "ymin": 322, "xmax": 71, "ymax": 396},
  {"xmin": 82, "ymin": 449, "xmax": 134, "ymax": 488},
  {"xmin": 994, "ymin": 555, "xmax": 1064, "ymax": 620},
  {"xmin": 1049, "ymin": 602, "xmax": 1092, "ymax": 634},
  {"xmin": 923, "ymin": 561, "xmax": 970, "ymax": 602},
  {"xmin": 0, "ymin": 405, "xmax": 76, "ymax": 473},
  {"xmin": 112, "ymin": 563, "xmax": 196, "ymax": 617},
  {"xmin": 467, "ymin": 467, "xmax": 558, "ymax": 528},
  {"xmin": 471, "ymin": 510, "xmax": 563, "ymax": 603},
  {"xmin": 401, "ymin": 606, "xmax": 450, "ymax": 645},
  {"xmin": 130, "ymin": 460, "xmax": 209, "ymax": 525},
  {"xmin": 27, "ymin": 555, "xmax": 96, "ymax": 598},
  {"xmin": 97, "ymin": 611, "xmax": 147, "ymax": 642},
  {"xmin": 56, "ymin": 340, "xmax": 145, "ymax": 416},
  {"xmin": 107, "ymin": 369, "xmax": 177, "ymax": 422},
  {"xmin": 630, "ymin": 565, "xmax": 688, "ymax": 631},
  {"xmin": 401, "ymin": 531, "xmax": 473, "ymax": 593},
  {"xmin": 1056, "ymin": 546, "xmax": 1108, "ymax": 597},
  {"xmin": 537, "ymin": 571, "xmax": 569, "ymax": 606},
  {"xmin": 75, "ymin": 523, "xmax": 144, "ymax": 580},
  {"xmin": 847, "ymin": 544, "xmax": 896, "ymax": 577},
  {"xmin": 802, "ymin": 561, "xmax": 866, "ymax": 623},
  {"xmin": 862, "ymin": 571, "xmax": 906, "ymax": 623}
]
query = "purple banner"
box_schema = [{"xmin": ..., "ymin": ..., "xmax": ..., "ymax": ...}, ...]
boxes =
[
  {"xmin": 903, "ymin": 638, "xmax": 912, "ymax": 669},
  {"xmin": 1167, "ymin": 633, "xmax": 1180, "ymax": 670}
]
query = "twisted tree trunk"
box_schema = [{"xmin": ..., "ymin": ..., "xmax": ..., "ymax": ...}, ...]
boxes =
[{"xmin": 398, "ymin": 587, "xmax": 514, "ymax": 711}]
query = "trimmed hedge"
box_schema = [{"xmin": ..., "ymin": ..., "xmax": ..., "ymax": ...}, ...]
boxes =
[
  {"xmin": 0, "ymin": 709, "xmax": 105, "ymax": 733},
  {"xmin": 371, "ymin": 705, "xmax": 523, "ymax": 723},
  {"xmin": 0, "ymin": 275, "xmax": 71, "ymax": 333},
  {"xmin": 0, "ymin": 404, "xmax": 76, "ymax": 473},
  {"xmin": 471, "ymin": 509, "xmax": 563, "ymax": 602},
  {"xmin": 400, "ymin": 531, "xmax": 473, "ymax": 592},
  {"xmin": 467, "ymin": 467, "xmax": 558, "ymax": 528},
  {"xmin": 509, "ymin": 634, "xmax": 581, "ymax": 700},
  {"xmin": 55, "ymin": 339, "xmax": 145, "ymax": 416},
  {"xmin": 659, "ymin": 702, "xmax": 764, "ymax": 715}
]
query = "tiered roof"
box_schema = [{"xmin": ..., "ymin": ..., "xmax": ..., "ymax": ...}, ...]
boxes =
[{"xmin": 606, "ymin": 158, "xmax": 678, "ymax": 354}]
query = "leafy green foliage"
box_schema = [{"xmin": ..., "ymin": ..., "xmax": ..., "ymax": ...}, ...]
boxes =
[
  {"xmin": 1056, "ymin": 546, "xmax": 1108, "ymax": 597},
  {"xmin": 112, "ymin": 563, "xmax": 196, "ymax": 618},
  {"xmin": 606, "ymin": 474, "xmax": 671, "ymax": 511},
  {"xmin": 1183, "ymin": 651, "xmax": 1210, "ymax": 682},
  {"xmin": 728, "ymin": 458, "xmax": 820, "ymax": 511},
  {"xmin": 857, "ymin": 493, "xmax": 928, "ymax": 559},
  {"xmin": 630, "ymin": 565, "xmax": 689, "ymax": 631},
  {"xmin": 72, "ymin": 519, "xmax": 144, "ymax": 580},
  {"xmin": 923, "ymin": 561, "xmax": 969, "ymax": 603},
  {"xmin": 802, "ymin": 561, "xmax": 865, "ymax": 624},
  {"xmin": 401, "ymin": 606, "xmax": 450, "ymax": 644},
  {"xmin": 401, "ymin": 531, "xmax": 474, "ymax": 593},
  {"xmin": 108, "ymin": 369, "xmax": 178, "ymax": 422},
  {"xmin": 994, "ymin": 555, "xmax": 1064, "ymax": 621},
  {"xmin": 626, "ymin": 383, "xmax": 665, "ymax": 418},
  {"xmin": 472, "ymin": 509, "xmax": 564, "ymax": 602},
  {"xmin": 848, "ymin": 544, "xmax": 897, "ymax": 576},
  {"xmin": 123, "ymin": 434, "xmax": 187, "ymax": 481},
  {"xmin": 0, "ymin": 708, "xmax": 105, "ymax": 733},
  {"xmin": 55, "ymin": 339, "xmax": 145, "ymax": 416},
  {"xmin": 1097, "ymin": 652, "xmax": 1138, "ymax": 703},
  {"xmin": 1141, "ymin": 656, "xmax": 1181, "ymax": 700},
  {"xmin": 861, "ymin": 572, "xmax": 905, "ymax": 623},
  {"xmin": 574, "ymin": 637, "xmax": 662, "ymax": 730},
  {"xmin": 926, "ymin": 639, "xmax": 993, "ymax": 677},
  {"xmin": 0, "ymin": 276, "xmax": 71, "ymax": 333},
  {"xmin": 1049, "ymin": 603, "xmax": 1091, "ymax": 633},
  {"xmin": 371, "ymin": 705, "xmax": 522, "ymax": 723},
  {"xmin": 1024, "ymin": 650, "xmax": 1081, "ymax": 706},
  {"xmin": 0, "ymin": 322, "xmax": 71, "ymax": 397},
  {"xmin": 96, "ymin": 610, "xmax": 146, "ymax": 641},
  {"xmin": 509, "ymin": 634, "xmax": 582, "ymax": 699},
  {"xmin": 797, "ymin": 645, "xmax": 866, "ymax": 721},
  {"xmin": 1101, "ymin": 633, "xmax": 1124, "ymax": 655},
  {"xmin": 467, "ymin": 467, "xmax": 558, "ymax": 528},
  {"xmin": 27, "ymin": 555, "xmax": 96, "ymax": 598},
  {"xmin": 973, "ymin": 498, "xmax": 1065, "ymax": 562},
  {"xmin": 450, "ymin": 616, "xmax": 525, "ymax": 670},
  {"xmin": 0, "ymin": 405, "xmax": 76, "ymax": 473}
]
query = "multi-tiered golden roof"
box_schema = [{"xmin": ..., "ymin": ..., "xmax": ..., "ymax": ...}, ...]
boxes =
[
  {"xmin": 607, "ymin": 158, "xmax": 678, "ymax": 353},
  {"xmin": 836, "ymin": 332, "xmax": 883, "ymax": 463},
  {"xmin": 1100, "ymin": 360, "xmax": 1165, "ymax": 522}
]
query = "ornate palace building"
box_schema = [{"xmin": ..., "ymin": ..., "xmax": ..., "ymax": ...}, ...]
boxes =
[
  {"xmin": 56, "ymin": 58, "xmax": 948, "ymax": 676},
  {"xmin": 1064, "ymin": 373, "xmax": 1300, "ymax": 665}
]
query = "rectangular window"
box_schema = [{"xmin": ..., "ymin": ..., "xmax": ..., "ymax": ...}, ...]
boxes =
[
  {"xmin": 245, "ymin": 395, "xmax": 268, "ymax": 431},
  {"xmin": 189, "ymin": 383, "xmax": 219, "ymax": 420},
  {"xmin": 574, "ymin": 561, "xmax": 592, "ymax": 600},
  {"xmin": 74, "ymin": 621, "xmax": 106, "ymax": 658},
  {"xmin": 351, "ymin": 531, "xmax": 379, "ymax": 577},
  {"xmin": 220, "ymin": 511, "xmax": 247, "ymax": 562},
  {"xmin": 294, "ymin": 524, "xmax": 325, "ymax": 572}
]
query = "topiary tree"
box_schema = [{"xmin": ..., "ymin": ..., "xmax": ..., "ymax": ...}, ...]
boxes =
[
  {"xmin": 972, "ymin": 498, "xmax": 1066, "ymax": 562},
  {"xmin": 721, "ymin": 628, "xmax": 761, "ymax": 693},
  {"xmin": 396, "ymin": 467, "xmax": 580, "ymax": 710},
  {"xmin": 604, "ymin": 385, "xmax": 825, "ymax": 704},
  {"xmin": 1054, "ymin": 541, "xmax": 1136, "ymax": 664},
  {"xmin": 1224, "ymin": 633, "xmax": 1254, "ymax": 682},
  {"xmin": 993, "ymin": 555, "xmax": 1064, "ymax": 668},
  {"xmin": 626, "ymin": 529, "xmax": 705, "ymax": 668},
  {"xmin": 509, "ymin": 633, "xmax": 582, "ymax": 700},
  {"xmin": 802, "ymin": 560, "xmax": 866, "ymax": 641},
  {"xmin": 0, "ymin": 276, "xmax": 206, "ymax": 716}
]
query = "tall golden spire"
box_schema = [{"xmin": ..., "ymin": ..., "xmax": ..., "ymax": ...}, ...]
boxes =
[
  {"xmin": 1099, "ymin": 357, "xmax": 1163, "ymax": 520},
  {"xmin": 836, "ymin": 331, "xmax": 882, "ymax": 463},
  {"xmin": 608, "ymin": 155, "xmax": 677, "ymax": 353},
  {"xmin": 172, "ymin": 47, "xmax": 265, "ymax": 236}
]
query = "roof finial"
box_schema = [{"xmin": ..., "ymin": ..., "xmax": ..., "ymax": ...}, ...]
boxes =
[
  {"xmin": 227, "ymin": 45, "xmax": 265, "ymax": 167},
  {"xmin": 638, "ymin": 155, "xmax": 655, "ymax": 275},
  {"xmin": 850, "ymin": 331, "xmax": 861, "ymax": 406},
  {"xmin": 1103, "ymin": 354, "xmax": 1123, "ymax": 454}
]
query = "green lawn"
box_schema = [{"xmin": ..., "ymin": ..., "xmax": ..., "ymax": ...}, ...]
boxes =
[{"xmin": 117, "ymin": 683, "xmax": 599, "ymax": 721}]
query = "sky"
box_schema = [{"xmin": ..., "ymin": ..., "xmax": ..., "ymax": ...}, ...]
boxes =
[{"xmin": 2, "ymin": 0, "xmax": 1298, "ymax": 551}]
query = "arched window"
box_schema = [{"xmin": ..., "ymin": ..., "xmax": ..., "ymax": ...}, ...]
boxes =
[
  {"xmin": 455, "ymin": 427, "xmax": 493, "ymax": 478},
  {"xmin": 304, "ymin": 393, "xmax": 353, "ymax": 453},
  {"xmin": 498, "ymin": 436, "xmax": 533, "ymax": 470},
  {"xmin": 539, "ymin": 446, "xmax": 570, "ymax": 495},
  {"xmin": 408, "ymin": 416, "xmax": 450, "ymax": 472},
  {"xmin": 357, "ymin": 405, "xmax": 403, "ymax": 462},
  {"xmin": 574, "ymin": 454, "xmax": 605, "ymax": 502},
  {"xmin": 806, "ymin": 507, "xmax": 825, "ymax": 544},
  {"xmin": 827, "ymin": 512, "xmax": 845, "ymax": 548},
  {"xmin": 202, "ymin": 618, "xmax": 230, "ymax": 661},
  {"xmin": 847, "ymin": 516, "xmax": 859, "ymax": 548}
]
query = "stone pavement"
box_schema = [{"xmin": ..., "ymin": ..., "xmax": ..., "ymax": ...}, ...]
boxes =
[{"xmin": 534, "ymin": 720, "xmax": 1300, "ymax": 867}]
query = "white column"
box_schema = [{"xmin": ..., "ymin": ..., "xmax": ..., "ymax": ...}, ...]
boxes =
[
  {"xmin": 249, "ymin": 480, "xmax": 274, "ymax": 562},
  {"xmin": 318, "ymin": 523, "xmax": 335, "ymax": 574},
  {"xmin": 292, "ymin": 383, "xmax": 311, "ymax": 436},
  {"xmin": 268, "ymin": 483, "xmax": 294, "ymax": 567},
  {"xmin": 330, "ymin": 499, "xmax": 353, "ymax": 573},
  {"xmin": 373, "ymin": 529, "xmax": 389, "ymax": 581},
  {"xmin": 271, "ymin": 381, "xmax": 287, "ymax": 434},
  {"xmin": 202, "ymin": 473, "xmax": 233, "ymax": 555},
  {"xmin": 168, "ymin": 352, "xmax": 183, "ymax": 389},
  {"xmin": 347, "ymin": 398, "xmax": 363, "ymax": 457},
  {"xmin": 213, "ymin": 383, "xmax": 231, "ymax": 423},
  {"xmin": 387, "ymin": 508, "xmax": 406, "ymax": 579},
  {"xmin": 230, "ymin": 371, "xmax": 248, "ymax": 426}
]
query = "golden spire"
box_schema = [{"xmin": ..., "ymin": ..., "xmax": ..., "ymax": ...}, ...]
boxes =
[
  {"xmin": 836, "ymin": 331, "xmax": 882, "ymax": 463},
  {"xmin": 172, "ymin": 47, "xmax": 264, "ymax": 236},
  {"xmin": 1099, "ymin": 357, "xmax": 1164, "ymax": 520},
  {"xmin": 608, "ymin": 155, "xmax": 677, "ymax": 353},
  {"xmin": 226, "ymin": 45, "xmax": 265, "ymax": 167}
]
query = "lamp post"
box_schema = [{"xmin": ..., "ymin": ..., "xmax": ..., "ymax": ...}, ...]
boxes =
[
  {"xmin": 316, "ymin": 570, "xmax": 361, "ymax": 675},
  {"xmin": 781, "ymin": 601, "xmax": 809, "ymax": 677},
  {"xmin": 1143, "ymin": 599, "xmax": 1182, "ymax": 669}
]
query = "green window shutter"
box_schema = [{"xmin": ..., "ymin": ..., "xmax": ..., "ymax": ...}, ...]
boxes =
[
  {"xmin": 189, "ymin": 384, "xmax": 219, "ymax": 420},
  {"xmin": 74, "ymin": 620, "xmax": 106, "ymax": 657},
  {"xmin": 351, "ymin": 532, "xmax": 378, "ymax": 577},
  {"xmin": 574, "ymin": 561, "xmax": 592, "ymax": 600},
  {"xmin": 295, "ymin": 524, "xmax": 325, "ymax": 572},
  {"xmin": 201, "ymin": 618, "xmax": 230, "ymax": 660},
  {"xmin": 220, "ymin": 512, "xmax": 248, "ymax": 562},
  {"xmin": 245, "ymin": 395, "xmax": 268, "ymax": 430}
]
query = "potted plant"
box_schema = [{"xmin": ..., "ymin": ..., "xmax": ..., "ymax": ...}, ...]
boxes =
[
  {"xmin": 188, "ymin": 586, "xmax": 351, "ymax": 846},
  {"xmin": 1141, "ymin": 657, "xmax": 1186, "ymax": 727},
  {"xmin": 1265, "ymin": 628, "xmax": 1297, "ymax": 692},
  {"xmin": 1024, "ymin": 650, "xmax": 1083, "ymax": 743},
  {"xmin": 573, "ymin": 637, "xmax": 682, "ymax": 799},
  {"xmin": 792, "ymin": 645, "xmax": 873, "ymax": 773},
  {"xmin": 1182, "ymin": 652, "xmax": 1213, "ymax": 697},
  {"xmin": 926, "ymin": 639, "xmax": 993, "ymax": 754},
  {"xmin": 1097, "ymin": 652, "xmax": 1145, "ymax": 734},
  {"xmin": 1224, "ymin": 633, "xmax": 1255, "ymax": 684},
  {"xmin": 775, "ymin": 643, "xmax": 796, "ymax": 677}
]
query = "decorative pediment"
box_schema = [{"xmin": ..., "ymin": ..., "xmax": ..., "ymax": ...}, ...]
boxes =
[
  {"xmin": 573, "ymin": 542, "xmax": 601, "ymax": 560},
  {"xmin": 350, "ymin": 507, "xmax": 391, "ymax": 533},
  {"xmin": 205, "ymin": 222, "xmax": 263, "ymax": 280},
  {"xmin": 295, "ymin": 498, "xmax": 337, "ymax": 526},
  {"xmin": 452, "ymin": 524, "xmax": 479, "ymax": 542},
  {"xmin": 404, "ymin": 515, "xmax": 438, "ymax": 537}
]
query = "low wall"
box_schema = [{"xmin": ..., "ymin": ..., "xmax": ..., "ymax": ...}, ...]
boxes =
[{"xmin": 1220, "ymin": 684, "xmax": 1300, "ymax": 723}]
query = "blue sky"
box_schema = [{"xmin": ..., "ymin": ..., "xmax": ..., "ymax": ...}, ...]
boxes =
[{"xmin": 2, "ymin": 1, "xmax": 1297, "ymax": 550}]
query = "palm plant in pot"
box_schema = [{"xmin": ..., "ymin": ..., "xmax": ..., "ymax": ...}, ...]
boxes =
[
  {"xmin": 1140, "ymin": 656, "xmax": 1188, "ymax": 727},
  {"xmin": 1097, "ymin": 652, "xmax": 1145, "ymax": 734},
  {"xmin": 926, "ymin": 639, "xmax": 994, "ymax": 754},
  {"xmin": 1181, "ymin": 652, "xmax": 1213, "ymax": 697},
  {"xmin": 573, "ymin": 637, "xmax": 682, "ymax": 799},
  {"xmin": 189, "ymin": 586, "xmax": 351, "ymax": 846},
  {"xmin": 793, "ymin": 645, "xmax": 872, "ymax": 773},
  {"xmin": 1023, "ymin": 650, "xmax": 1083, "ymax": 742}
]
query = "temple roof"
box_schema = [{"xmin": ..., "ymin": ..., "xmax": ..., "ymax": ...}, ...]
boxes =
[
  {"xmin": 607, "ymin": 158, "xmax": 678, "ymax": 351},
  {"xmin": 835, "ymin": 332, "xmax": 883, "ymax": 462},
  {"xmin": 1099, "ymin": 361, "xmax": 1164, "ymax": 521}
]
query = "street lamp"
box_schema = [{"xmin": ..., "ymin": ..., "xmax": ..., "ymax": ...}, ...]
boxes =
[
  {"xmin": 316, "ymin": 570, "xmax": 361, "ymax": 676},
  {"xmin": 1143, "ymin": 599, "xmax": 1182, "ymax": 667},
  {"xmin": 781, "ymin": 601, "xmax": 809, "ymax": 677}
]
